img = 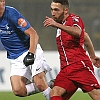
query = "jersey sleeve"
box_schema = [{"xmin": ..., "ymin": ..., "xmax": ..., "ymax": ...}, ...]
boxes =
[
  {"xmin": 72, "ymin": 16, "xmax": 84, "ymax": 30},
  {"xmin": 9, "ymin": 8, "xmax": 31, "ymax": 32}
]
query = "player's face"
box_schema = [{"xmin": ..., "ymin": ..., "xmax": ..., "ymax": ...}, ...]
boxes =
[
  {"xmin": 51, "ymin": 2, "xmax": 68, "ymax": 23},
  {"xmin": 0, "ymin": 0, "xmax": 5, "ymax": 17}
]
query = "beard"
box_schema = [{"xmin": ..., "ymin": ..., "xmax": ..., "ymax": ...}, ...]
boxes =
[{"xmin": 53, "ymin": 12, "xmax": 64, "ymax": 24}]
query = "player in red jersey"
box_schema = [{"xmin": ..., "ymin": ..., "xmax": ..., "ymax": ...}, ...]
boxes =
[{"xmin": 44, "ymin": 0, "xmax": 100, "ymax": 100}]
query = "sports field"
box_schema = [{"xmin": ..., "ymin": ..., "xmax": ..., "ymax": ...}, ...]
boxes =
[{"xmin": 0, "ymin": 91, "xmax": 91, "ymax": 100}]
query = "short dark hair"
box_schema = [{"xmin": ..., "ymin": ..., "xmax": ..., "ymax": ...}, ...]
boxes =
[{"xmin": 52, "ymin": 0, "xmax": 69, "ymax": 7}]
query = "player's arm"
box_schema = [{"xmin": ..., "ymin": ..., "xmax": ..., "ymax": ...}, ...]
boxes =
[
  {"xmin": 44, "ymin": 16, "xmax": 81, "ymax": 38},
  {"xmin": 84, "ymin": 32, "xmax": 100, "ymax": 67},
  {"xmin": 84, "ymin": 32, "xmax": 95, "ymax": 59},
  {"xmin": 23, "ymin": 27, "xmax": 39, "ymax": 66},
  {"xmin": 9, "ymin": 9, "xmax": 39, "ymax": 66},
  {"xmin": 24, "ymin": 27, "xmax": 39, "ymax": 54},
  {"xmin": 54, "ymin": 23, "xmax": 81, "ymax": 38}
]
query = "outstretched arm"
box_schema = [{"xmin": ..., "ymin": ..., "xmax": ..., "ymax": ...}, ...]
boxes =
[
  {"xmin": 44, "ymin": 16, "xmax": 81, "ymax": 38},
  {"xmin": 23, "ymin": 27, "xmax": 39, "ymax": 66},
  {"xmin": 84, "ymin": 32, "xmax": 100, "ymax": 68},
  {"xmin": 24, "ymin": 27, "xmax": 39, "ymax": 54}
]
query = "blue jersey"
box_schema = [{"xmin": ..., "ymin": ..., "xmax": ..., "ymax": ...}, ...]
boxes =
[{"xmin": 0, "ymin": 6, "xmax": 31, "ymax": 59}]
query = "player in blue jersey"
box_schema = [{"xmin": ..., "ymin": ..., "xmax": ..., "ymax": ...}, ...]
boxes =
[{"xmin": 0, "ymin": 0, "xmax": 53, "ymax": 100}]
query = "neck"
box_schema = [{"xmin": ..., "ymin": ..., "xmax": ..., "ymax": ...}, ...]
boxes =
[
  {"xmin": 62, "ymin": 13, "xmax": 69, "ymax": 23},
  {"xmin": 0, "ymin": 6, "xmax": 5, "ymax": 17}
]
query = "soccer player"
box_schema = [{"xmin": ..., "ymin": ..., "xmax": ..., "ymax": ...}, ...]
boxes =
[
  {"xmin": 0, "ymin": 0, "xmax": 52, "ymax": 100},
  {"xmin": 44, "ymin": 0, "xmax": 100, "ymax": 100}
]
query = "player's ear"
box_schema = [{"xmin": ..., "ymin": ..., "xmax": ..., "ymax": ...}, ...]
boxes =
[{"xmin": 64, "ymin": 8, "xmax": 69, "ymax": 15}]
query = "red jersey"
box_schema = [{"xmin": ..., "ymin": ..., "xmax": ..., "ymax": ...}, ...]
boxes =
[{"xmin": 56, "ymin": 13, "xmax": 90, "ymax": 69}]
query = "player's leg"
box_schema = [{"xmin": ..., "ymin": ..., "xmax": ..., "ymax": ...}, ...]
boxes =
[
  {"xmin": 33, "ymin": 72, "xmax": 50, "ymax": 91},
  {"xmin": 88, "ymin": 89, "xmax": 100, "ymax": 100},
  {"xmin": 10, "ymin": 66, "xmax": 41, "ymax": 97},
  {"xmin": 25, "ymin": 74, "xmax": 54, "ymax": 96},
  {"xmin": 10, "ymin": 75, "xmax": 28, "ymax": 97},
  {"xmin": 10, "ymin": 75, "xmax": 40, "ymax": 97},
  {"xmin": 33, "ymin": 71, "xmax": 51, "ymax": 100},
  {"xmin": 50, "ymin": 84, "xmax": 78, "ymax": 100},
  {"xmin": 50, "ymin": 69, "xmax": 78, "ymax": 100},
  {"xmin": 10, "ymin": 47, "xmax": 52, "ymax": 98},
  {"xmin": 50, "ymin": 86, "xmax": 66, "ymax": 100},
  {"xmin": 26, "ymin": 78, "xmax": 54, "ymax": 96},
  {"xmin": 31, "ymin": 66, "xmax": 52, "ymax": 100},
  {"xmin": 10, "ymin": 52, "xmax": 41, "ymax": 97},
  {"xmin": 31, "ymin": 44, "xmax": 52, "ymax": 100},
  {"xmin": 62, "ymin": 85, "xmax": 78, "ymax": 100},
  {"xmin": 73, "ymin": 61, "xmax": 100, "ymax": 100}
]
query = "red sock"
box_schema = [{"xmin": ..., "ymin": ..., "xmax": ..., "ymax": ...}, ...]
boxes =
[{"xmin": 51, "ymin": 96, "xmax": 62, "ymax": 100}]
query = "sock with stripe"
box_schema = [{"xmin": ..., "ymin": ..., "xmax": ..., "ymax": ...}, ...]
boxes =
[{"xmin": 51, "ymin": 96, "xmax": 62, "ymax": 100}]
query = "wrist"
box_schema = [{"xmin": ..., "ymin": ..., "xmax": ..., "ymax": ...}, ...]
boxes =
[
  {"xmin": 90, "ymin": 55, "xmax": 96, "ymax": 59},
  {"xmin": 23, "ymin": 52, "xmax": 35, "ymax": 66},
  {"xmin": 28, "ymin": 52, "xmax": 34, "ymax": 55}
]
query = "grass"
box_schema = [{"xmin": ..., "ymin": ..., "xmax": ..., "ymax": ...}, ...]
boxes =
[
  {"xmin": 0, "ymin": 92, "xmax": 45, "ymax": 100},
  {"xmin": 70, "ymin": 91, "xmax": 91, "ymax": 100},
  {"xmin": 0, "ymin": 91, "xmax": 91, "ymax": 100}
]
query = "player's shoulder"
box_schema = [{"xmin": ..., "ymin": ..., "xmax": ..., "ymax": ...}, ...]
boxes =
[
  {"xmin": 68, "ymin": 13, "xmax": 83, "ymax": 22},
  {"xmin": 5, "ymin": 6, "xmax": 19, "ymax": 15},
  {"xmin": 69, "ymin": 13, "xmax": 81, "ymax": 18},
  {"xmin": 6, "ymin": 6, "xmax": 16, "ymax": 11}
]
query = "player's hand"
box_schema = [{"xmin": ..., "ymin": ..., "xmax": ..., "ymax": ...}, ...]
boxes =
[
  {"xmin": 91, "ymin": 56, "xmax": 100, "ymax": 68},
  {"xmin": 43, "ymin": 16, "xmax": 57, "ymax": 27},
  {"xmin": 23, "ymin": 52, "xmax": 34, "ymax": 66}
]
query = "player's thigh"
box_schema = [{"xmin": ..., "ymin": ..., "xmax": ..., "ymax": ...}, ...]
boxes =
[
  {"xmin": 33, "ymin": 71, "xmax": 46, "ymax": 82},
  {"xmin": 62, "ymin": 85, "xmax": 78, "ymax": 100},
  {"xmin": 10, "ymin": 75, "xmax": 28, "ymax": 90},
  {"xmin": 33, "ymin": 72, "xmax": 48, "ymax": 90},
  {"xmin": 33, "ymin": 72, "xmax": 48, "ymax": 91},
  {"xmin": 88, "ymin": 89, "xmax": 100, "ymax": 100},
  {"xmin": 50, "ymin": 81, "xmax": 78, "ymax": 98}
]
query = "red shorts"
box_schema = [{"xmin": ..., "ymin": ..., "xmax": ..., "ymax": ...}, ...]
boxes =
[
  {"xmin": 54, "ymin": 60, "xmax": 100, "ymax": 99},
  {"xmin": 61, "ymin": 80, "xmax": 78, "ymax": 100}
]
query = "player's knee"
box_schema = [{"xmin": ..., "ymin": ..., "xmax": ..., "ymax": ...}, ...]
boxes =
[
  {"xmin": 12, "ymin": 88, "xmax": 26, "ymax": 97},
  {"xmin": 50, "ymin": 88, "xmax": 60, "ymax": 97},
  {"xmin": 88, "ymin": 89, "xmax": 100, "ymax": 100},
  {"xmin": 13, "ymin": 89, "xmax": 22, "ymax": 96},
  {"xmin": 50, "ymin": 86, "xmax": 66, "ymax": 97},
  {"xmin": 91, "ymin": 94, "xmax": 100, "ymax": 100}
]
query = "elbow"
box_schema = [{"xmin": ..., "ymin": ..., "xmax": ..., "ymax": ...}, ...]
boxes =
[
  {"xmin": 37, "ymin": 34, "xmax": 39, "ymax": 41},
  {"xmin": 73, "ymin": 27, "xmax": 82, "ymax": 38},
  {"xmin": 35, "ymin": 32, "xmax": 39, "ymax": 42}
]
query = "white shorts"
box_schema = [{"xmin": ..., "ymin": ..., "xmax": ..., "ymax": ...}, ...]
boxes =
[{"xmin": 10, "ymin": 44, "xmax": 52, "ymax": 81}]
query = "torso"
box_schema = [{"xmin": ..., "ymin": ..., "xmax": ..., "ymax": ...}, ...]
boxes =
[
  {"xmin": 56, "ymin": 13, "xmax": 90, "ymax": 69},
  {"xmin": 0, "ymin": 6, "xmax": 31, "ymax": 59}
]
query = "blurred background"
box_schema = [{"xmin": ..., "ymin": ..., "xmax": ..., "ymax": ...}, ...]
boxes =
[
  {"xmin": 0, "ymin": 0, "xmax": 97, "ymax": 51},
  {"xmin": 0, "ymin": 0, "xmax": 100, "ymax": 100}
]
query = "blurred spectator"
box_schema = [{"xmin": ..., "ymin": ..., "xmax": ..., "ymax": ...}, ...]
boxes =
[{"xmin": 92, "ymin": 14, "xmax": 100, "ymax": 50}]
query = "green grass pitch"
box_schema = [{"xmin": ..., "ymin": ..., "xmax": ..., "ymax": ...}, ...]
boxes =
[{"xmin": 0, "ymin": 91, "xmax": 91, "ymax": 100}]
